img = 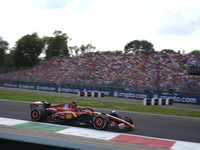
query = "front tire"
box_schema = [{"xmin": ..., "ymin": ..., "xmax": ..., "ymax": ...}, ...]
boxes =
[
  {"xmin": 93, "ymin": 114, "xmax": 109, "ymax": 130},
  {"xmin": 30, "ymin": 107, "xmax": 45, "ymax": 122}
]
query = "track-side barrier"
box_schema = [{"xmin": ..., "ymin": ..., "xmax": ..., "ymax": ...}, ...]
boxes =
[
  {"xmin": 143, "ymin": 98, "xmax": 173, "ymax": 105},
  {"xmin": 78, "ymin": 91, "xmax": 105, "ymax": 97}
]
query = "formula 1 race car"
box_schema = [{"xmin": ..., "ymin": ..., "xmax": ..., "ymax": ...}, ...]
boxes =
[{"xmin": 30, "ymin": 101, "xmax": 134, "ymax": 130}]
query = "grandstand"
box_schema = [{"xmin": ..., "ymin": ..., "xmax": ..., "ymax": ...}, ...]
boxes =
[
  {"xmin": 0, "ymin": 53, "xmax": 200, "ymax": 96},
  {"xmin": 188, "ymin": 67, "xmax": 200, "ymax": 75},
  {"xmin": 187, "ymin": 65, "xmax": 200, "ymax": 76},
  {"xmin": 187, "ymin": 53, "xmax": 200, "ymax": 75}
]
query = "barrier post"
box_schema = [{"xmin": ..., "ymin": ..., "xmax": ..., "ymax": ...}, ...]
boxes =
[
  {"xmin": 151, "ymin": 98, "xmax": 155, "ymax": 105},
  {"xmin": 98, "ymin": 92, "xmax": 104, "ymax": 97},
  {"xmin": 166, "ymin": 98, "xmax": 169, "ymax": 105},
  {"xmin": 143, "ymin": 98, "xmax": 147, "ymax": 105},
  {"xmin": 147, "ymin": 98, "xmax": 151, "ymax": 105},
  {"xmin": 159, "ymin": 98, "xmax": 162, "ymax": 105},
  {"xmin": 94, "ymin": 92, "xmax": 99, "ymax": 97},
  {"xmin": 87, "ymin": 92, "xmax": 92, "ymax": 97},
  {"xmin": 84, "ymin": 92, "xmax": 88, "ymax": 97},
  {"xmin": 100, "ymin": 92, "xmax": 105, "ymax": 97},
  {"xmin": 169, "ymin": 99, "xmax": 173, "ymax": 105},
  {"xmin": 162, "ymin": 99, "xmax": 166, "ymax": 105},
  {"xmin": 154, "ymin": 99, "xmax": 159, "ymax": 105},
  {"xmin": 143, "ymin": 98, "xmax": 151, "ymax": 105},
  {"xmin": 78, "ymin": 91, "xmax": 85, "ymax": 97}
]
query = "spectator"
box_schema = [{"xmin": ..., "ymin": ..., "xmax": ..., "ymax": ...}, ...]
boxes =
[{"xmin": 1, "ymin": 53, "xmax": 200, "ymax": 93}]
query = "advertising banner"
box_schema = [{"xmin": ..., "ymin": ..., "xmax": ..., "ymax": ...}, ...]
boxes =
[
  {"xmin": 19, "ymin": 84, "xmax": 35, "ymax": 90},
  {"xmin": 3, "ymin": 83, "xmax": 18, "ymax": 88},
  {"xmin": 3, "ymin": 83, "xmax": 200, "ymax": 105},
  {"xmin": 36, "ymin": 85, "xmax": 57, "ymax": 91}
]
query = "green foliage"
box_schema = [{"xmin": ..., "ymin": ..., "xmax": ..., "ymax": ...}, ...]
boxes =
[
  {"xmin": 80, "ymin": 45, "xmax": 86, "ymax": 54},
  {"xmin": 85, "ymin": 50, "xmax": 124, "ymax": 56},
  {"xmin": 77, "ymin": 44, "xmax": 96, "ymax": 55},
  {"xmin": 190, "ymin": 50, "xmax": 200, "ymax": 54},
  {"xmin": 45, "ymin": 30, "xmax": 70, "ymax": 59},
  {"xmin": 101, "ymin": 50, "xmax": 124, "ymax": 55},
  {"xmin": 73, "ymin": 45, "xmax": 80, "ymax": 56},
  {"xmin": 5, "ymin": 53, "xmax": 14, "ymax": 67},
  {"xmin": 0, "ymin": 37, "xmax": 9, "ymax": 66},
  {"xmin": 124, "ymin": 40, "xmax": 155, "ymax": 54},
  {"xmin": 13, "ymin": 33, "xmax": 44, "ymax": 66},
  {"xmin": 160, "ymin": 49, "xmax": 176, "ymax": 54},
  {"xmin": 154, "ymin": 51, "xmax": 161, "ymax": 54},
  {"xmin": 85, "ymin": 43, "xmax": 96, "ymax": 53}
]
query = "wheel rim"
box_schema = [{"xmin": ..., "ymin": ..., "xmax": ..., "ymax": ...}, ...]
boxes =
[
  {"xmin": 95, "ymin": 118, "xmax": 104, "ymax": 127},
  {"xmin": 32, "ymin": 110, "xmax": 39, "ymax": 119}
]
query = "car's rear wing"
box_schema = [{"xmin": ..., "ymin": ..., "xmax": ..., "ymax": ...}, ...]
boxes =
[{"xmin": 30, "ymin": 101, "xmax": 51, "ymax": 109}]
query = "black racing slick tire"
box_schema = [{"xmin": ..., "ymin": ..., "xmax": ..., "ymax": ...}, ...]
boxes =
[
  {"xmin": 30, "ymin": 107, "xmax": 45, "ymax": 122},
  {"xmin": 93, "ymin": 114, "xmax": 109, "ymax": 130}
]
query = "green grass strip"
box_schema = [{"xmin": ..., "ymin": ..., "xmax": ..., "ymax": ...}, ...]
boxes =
[
  {"xmin": 0, "ymin": 90, "xmax": 200, "ymax": 118},
  {"xmin": 14, "ymin": 122, "xmax": 68, "ymax": 132}
]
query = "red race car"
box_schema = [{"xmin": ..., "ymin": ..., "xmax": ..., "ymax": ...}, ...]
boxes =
[{"xmin": 30, "ymin": 101, "xmax": 134, "ymax": 130}]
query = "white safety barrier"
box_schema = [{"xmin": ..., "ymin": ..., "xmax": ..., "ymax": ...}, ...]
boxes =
[
  {"xmin": 143, "ymin": 98, "xmax": 173, "ymax": 105},
  {"xmin": 78, "ymin": 91, "xmax": 104, "ymax": 97}
]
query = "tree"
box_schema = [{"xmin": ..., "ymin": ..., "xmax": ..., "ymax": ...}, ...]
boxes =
[
  {"xmin": 80, "ymin": 45, "xmax": 86, "ymax": 54},
  {"xmin": 93, "ymin": 50, "xmax": 102, "ymax": 55},
  {"xmin": 114, "ymin": 50, "xmax": 123, "ymax": 55},
  {"xmin": 13, "ymin": 32, "xmax": 44, "ymax": 66},
  {"xmin": 124, "ymin": 40, "xmax": 154, "ymax": 54},
  {"xmin": 102, "ymin": 50, "xmax": 123, "ymax": 55},
  {"xmin": 79, "ymin": 44, "xmax": 96, "ymax": 55},
  {"xmin": 190, "ymin": 50, "xmax": 200, "ymax": 54},
  {"xmin": 85, "ymin": 44, "xmax": 96, "ymax": 53},
  {"xmin": 5, "ymin": 49, "xmax": 14, "ymax": 67},
  {"xmin": 160, "ymin": 49, "xmax": 176, "ymax": 54},
  {"xmin": 74, "ymin": 46, "xmax": 80, "ymax": 56},
  {"xmin": 44, "ymin": 36, "xmax": 54, "ymax": 59},
  {"xmin": 0, "ymin": 37, "xmax": 9, "ymax": 67},
  {"xmin": 44, "ymin": 30, "xmax": 70, "ymax": 59},
  {"xmin": 68, "ymin": 45, "xmax": 80, "ymax": 56}
]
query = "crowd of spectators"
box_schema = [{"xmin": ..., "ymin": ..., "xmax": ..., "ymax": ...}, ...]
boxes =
[{"xmin": 1, "ymin": 52, "xmax": 200, "ymax": 93}]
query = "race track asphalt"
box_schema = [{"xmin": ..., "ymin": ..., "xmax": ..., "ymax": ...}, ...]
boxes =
[{"xmin": 0, "ymin": 86, "xmax": 200, "ymax": 143}]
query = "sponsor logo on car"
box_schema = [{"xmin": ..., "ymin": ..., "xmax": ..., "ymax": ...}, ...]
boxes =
[{"xmin": 66, "ymin": 113, "xmax": 72, "ymax": 119}]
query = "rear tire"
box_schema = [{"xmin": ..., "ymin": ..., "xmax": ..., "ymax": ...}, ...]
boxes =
[
  {"xmin": 30, "ymin": 107, "xmax": 45, "ymax": 122},
  {"xmin": 93, "ymin": 114, "xmax": 109, "ymax": 130}
]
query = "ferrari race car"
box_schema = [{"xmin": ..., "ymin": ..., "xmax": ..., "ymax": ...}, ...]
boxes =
[{"xmin": 30, "ymin": 101, "xmax": 134, "ymax": 130}]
